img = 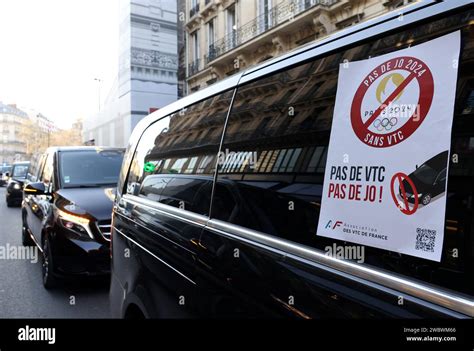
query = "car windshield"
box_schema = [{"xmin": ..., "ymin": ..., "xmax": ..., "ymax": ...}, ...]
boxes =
[
  {"xmin": 413, "ymin": 164, "xmax": 438, "ymax": 185},
  {"xmin": 59, "ymin": 150, "xmax": 124, "ymax": 188},
  {"xmin": 12, "ymin": 165, "xmax": 28, "ymax": 178}
]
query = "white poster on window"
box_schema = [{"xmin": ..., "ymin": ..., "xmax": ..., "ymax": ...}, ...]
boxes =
[{"xmin": 317, "ymin": 31, "xmax": 461, "ymax": 262}]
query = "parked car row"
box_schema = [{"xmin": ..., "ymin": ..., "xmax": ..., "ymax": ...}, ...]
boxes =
[{"xmin": 7, "ymin": 1, "xmax": 474, "ymax": 319}]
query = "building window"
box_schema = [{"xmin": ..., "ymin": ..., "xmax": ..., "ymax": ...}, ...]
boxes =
[
  {"xmin": 207, "ymin": 18, "xmax": 215, "ymax": 50},
  {"xmin": 190, "ymin": 0, "xmax": 199, "ymax": 18},
  {"xmin": 258, "ymin": 0, "xmax": 273, "ymax": 33},
  {"xmin": 226, "ymin": 4, "xmax": 236, "ymax": 48},
  {"xmin": 192, "ymin": 30, "xmax": 200, "ymax": 61}
]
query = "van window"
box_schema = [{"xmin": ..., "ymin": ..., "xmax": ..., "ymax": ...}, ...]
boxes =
[
  {"xmin": 212, "ymin": 10, "xmax": 474, "ymax": 296},
  {"xmin": 139, "ymin": 175, "xmax": 172, "ymax": 201},
  {"xmin": 160, "ymin": 177, "xmax": 212, "ymax": 215},
  {"xmin": 33, "ymin": 154, "xmax": 47, "ymax": 183},
  {"xmin": 40, "ymin": 153, "xmax": 54, "ymax": 187},
  {"xmin": 126, "ymin": 90, "xmax": 234, "ymax": 216},
  {"xmin": 27, "ymin": 156, "xmax": 40, "ymax": 182}
]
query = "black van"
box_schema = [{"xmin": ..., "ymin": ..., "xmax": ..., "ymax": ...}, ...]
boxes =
[
  {"xmin": 111, "ymin": 1, "xmax": 474, "ymax": 318},
  {"xmin": 22, "ymin": 147, "xmax": 124, "ymax": 288}
]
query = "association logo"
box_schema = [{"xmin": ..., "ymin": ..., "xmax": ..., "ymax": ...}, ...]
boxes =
[{"xmin": 325, "ymin": 220, "xmax": 343, "ymax": 230}]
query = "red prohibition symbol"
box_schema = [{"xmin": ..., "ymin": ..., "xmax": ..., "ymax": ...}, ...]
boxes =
[
  {"xmin": 390, "ymin": 172, "xmax": 419, "ymax": 215},
  {"xmin": 351, "ymin": 56, "xmax": 434, "ymax": 148}
]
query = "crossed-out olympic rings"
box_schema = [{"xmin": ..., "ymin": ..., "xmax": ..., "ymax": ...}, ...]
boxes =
[{"xmin": 373, "ymin": 117, "xmax": 398, "ymax": 132}]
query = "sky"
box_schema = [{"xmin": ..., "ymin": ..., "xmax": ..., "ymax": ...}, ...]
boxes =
[{"xmin": 0, "ymin": 0, "xmax": 120, "ymax": 129}]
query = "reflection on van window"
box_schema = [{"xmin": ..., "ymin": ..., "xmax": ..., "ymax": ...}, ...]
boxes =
[
  {"xmin": 126, "ymin": 90, "xmax": 234, "ymax": 216},
  {"xmin": 216, "ymin": 147, "xmax": 328, "ymax": 175}
]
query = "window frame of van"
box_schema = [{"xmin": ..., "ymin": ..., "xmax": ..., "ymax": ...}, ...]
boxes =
[
  {"xmin": 117, "ymin": 0, "xmax": 474, "ymax": 317},
  {"xmin": 34, "ymin": 154, "xmax": 47, "ymax": 184},
  {"xmin": 119, "ymin": 86, "xmax": 239, "ymax": 224}
]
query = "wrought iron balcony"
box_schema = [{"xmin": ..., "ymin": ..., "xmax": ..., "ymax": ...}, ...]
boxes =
[
  {"xmin": 188, "ymin": 58, "xmax": 202, "ymax": 77},
  {"xmin": 189, "ymin": 3, "xmax": 200, "ymax": 18},
  {"xmin": 204, "ymin": 44, "xmax": 216, "ymax": 65},
  {"xmin": 207, "ymin": 0, "xmax": 339, "ymax": 63}
]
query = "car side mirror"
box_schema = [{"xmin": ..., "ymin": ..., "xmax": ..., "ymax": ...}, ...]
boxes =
[{"xmin": 24, "ymin": 182, "xmax": 47, "ymax": 195}]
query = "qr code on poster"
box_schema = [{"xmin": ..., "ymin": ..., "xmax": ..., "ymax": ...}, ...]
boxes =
[{"xmin": 415, "ymin": 228, "xmax": 436, "ymax": 252}]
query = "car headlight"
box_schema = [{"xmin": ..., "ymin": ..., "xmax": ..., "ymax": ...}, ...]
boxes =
[
  {"xmin": 13, "ymin": 183, "xmax": 21, "ymax": 190},
  {"xmin": 57, "ymin": 208, "xmax": 94, "ymax": 239}
]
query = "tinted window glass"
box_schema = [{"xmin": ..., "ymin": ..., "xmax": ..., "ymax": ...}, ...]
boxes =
[
  {"xmin": 33, "ymin": 154, "xmax": 46, "ymax": 183},
  {"xmin": 40, "ymin": 153, "xmax": 54, "ymax": 186},
  {"xmin": 12, "ymin": 164, "xmax": 28, "ymax": 178},
  {"xmin": 160, "ymin": 177, "xmax": 212, "ymax": 215},
  {"xmin": 27, "ymin": 154, "xmax": 41, "ymax": 182},
  {"xmin": 213, "ymin": 11, "xmax": 474, "ymax": 295},
  {"xmin": 59, "ymin": 150, "xmax": 124, "ymax": 188},
  {"xmin": 139, "ymin": 175, "xmax": 171, "ymax": 200},
  {"xmin": 126, "ymin": 90, "xmax": 234, "ymax": 216}
]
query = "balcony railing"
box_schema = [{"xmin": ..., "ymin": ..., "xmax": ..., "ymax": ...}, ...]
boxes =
[
  {"xmin": 204, "ymin": 44, "xmax": 216, "ymax": 65},
  {"xmin": 189, "ymin": 3, "xmax": 200, "ymax": 19},
  {"xmin": 207, "ymin": 0, "xmax": 338, "ymax": 63},
  {"xmin": 188, "ymin": 58, "xmax": 202, "ymax": 76}
]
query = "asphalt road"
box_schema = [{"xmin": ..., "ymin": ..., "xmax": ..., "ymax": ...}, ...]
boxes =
[{"xmin": 0, "ymin": 187, "xmax": 110, "ymax": 318}]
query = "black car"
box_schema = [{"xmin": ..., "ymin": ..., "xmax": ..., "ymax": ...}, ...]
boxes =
[
  {"xmin": 22, "ymin": 147, "xmax": 124, "ymax": 289},
  {"xmin": 400, "ymin": 151, "xmax": 449, "ymax": 206},
  {"xmin": 110, "ymin": 1, "xmax": 473, "ymax": 319},
  {"xmin": 0, "ymin": 165, "xmax": 12, "ymax": 187},
  {"xmin": 6, "ymin": 161, "xmax": 30, "ymax": 207}
]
